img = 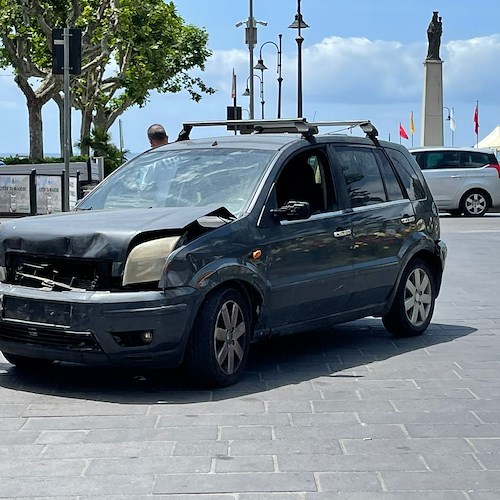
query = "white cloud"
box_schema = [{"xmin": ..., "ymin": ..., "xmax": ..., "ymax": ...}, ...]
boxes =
[
  {"xmin": 200, "ymin": 34, "xmax": 500, "ymax": 108},
  {"xmin": 444, "ymin": 34, "xmax": 500, "ymax": 100},
  {"xmin": 3, "ymin": 33, "xmax": 500, "ymax": 153}
]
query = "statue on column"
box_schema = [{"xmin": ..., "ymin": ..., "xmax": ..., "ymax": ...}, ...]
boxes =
[{"xmin": 426, "ymin": 11, "xmax": 442, "ymax": 60}]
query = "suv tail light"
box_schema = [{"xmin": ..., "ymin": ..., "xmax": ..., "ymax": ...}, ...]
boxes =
[{"xmin": 487, "ymin": 164, "xmax": 500, "ymax": 177}]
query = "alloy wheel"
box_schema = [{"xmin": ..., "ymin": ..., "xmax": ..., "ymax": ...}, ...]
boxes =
[
  {"xmin": 404, "ymin": 267, "xmax": 433, "ymax": 327},
  {"xmin": 213, "ymin": 300, "xmax": 246, "ymax": 375},
  {"xmin": 464, "ymin": 192, "xmax": 487, "ymax": 216}
]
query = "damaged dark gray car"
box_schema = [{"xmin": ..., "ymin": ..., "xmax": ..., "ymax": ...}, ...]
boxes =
[{"xmin": 0, "ymin": 119, "xmax": 446, "ymax": 387}]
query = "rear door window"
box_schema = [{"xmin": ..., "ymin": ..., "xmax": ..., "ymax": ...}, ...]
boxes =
[
  {"xmin": 417, "ymin": 151, "xmax": 460, "ymax": 169},
  {"xmin": 333, "ymin": 147, "xmax": 387, "ymax": 208}
]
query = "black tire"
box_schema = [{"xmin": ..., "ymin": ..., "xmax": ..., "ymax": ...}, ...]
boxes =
[
  {"xmin": 460, "ymin": 190, "xmax": 489, "ymax": 217},
  {"xmin": 186, "ymin": 288, "xmax": 252, "ymax": 387},
  {"xmin": 383, "ymin": 259, "xmax": 436, "ymax": 337},
  {"xmin": 2, "ymin": 352, "xmax": 53, "ymax": 370}
]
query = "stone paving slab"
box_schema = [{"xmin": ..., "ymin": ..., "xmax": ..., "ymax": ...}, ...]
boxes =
[{"xmin": 0, "ymin": 216, "xmax": 499, "ymax": 497}]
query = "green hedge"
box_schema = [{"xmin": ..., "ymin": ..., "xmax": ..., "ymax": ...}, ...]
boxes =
[{"xmin": 0, "ymin": 156, "xmax": 88, "ymax": 165}]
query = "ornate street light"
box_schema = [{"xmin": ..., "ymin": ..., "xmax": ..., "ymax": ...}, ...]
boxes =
[
  {"xmin": 242, "ymin": 75, "xmax": 264, "ymax": 119},
  {"xmin": 443, "ymin": 106, "xmax": 455, "ymax": 146},
  {"xmin": 254, "ymin": 34, "xmax": 283, "ymax": 119},
  {"xmin": 288, "ymin": 0, "xmax": 309, "ymax": 118}
]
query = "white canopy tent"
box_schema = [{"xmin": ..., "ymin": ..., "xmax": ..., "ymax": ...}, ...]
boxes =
[{"xmin": 476, "ymin": 125, "xmax": 500, "ymax": 151}]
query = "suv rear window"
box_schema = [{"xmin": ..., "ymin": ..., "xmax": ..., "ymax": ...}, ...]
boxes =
[
  {"xmin": 385, "ymin": 149, "xmax": 426, "ymax": 201},
  {"xmin": 460, "ymin": 151, "xmax": 498, "ymax": 168}
]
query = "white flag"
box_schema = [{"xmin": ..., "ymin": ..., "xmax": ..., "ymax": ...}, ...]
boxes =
[{"xmin": 449, "ymin": 108, "xmax": 456, "ymax": 132}]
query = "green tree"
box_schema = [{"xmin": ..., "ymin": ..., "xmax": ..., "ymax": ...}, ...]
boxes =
[
  {"xmin": 78, "ymin": 127, "xmax": 125, "ymax": 176},
  {"xmin": 0, "ymin": 0, "xmax": 214, "ymax": 160}
]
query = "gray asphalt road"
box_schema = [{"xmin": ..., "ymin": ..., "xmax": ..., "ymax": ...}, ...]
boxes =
[{"xmin": 0, "ymin": 214, "xmax": 499, "ymax": 498}]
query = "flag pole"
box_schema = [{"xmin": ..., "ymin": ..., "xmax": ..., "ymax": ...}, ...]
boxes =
[
  {"xmin": 399, "ymin": 123, "xmax": 402, "ymax": 144},
  {"xmin": 410, "ymin": 111, "xmax": 415, "ymax": 147},
  {"xmin": 475, "ymin": 100, "xmax": 479, "ymax": 147}
]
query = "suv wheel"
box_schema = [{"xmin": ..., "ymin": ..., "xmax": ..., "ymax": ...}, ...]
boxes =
[
  {"xmin": 2, "ymin": 352, "xmax": 53, "ymax": 370},
  {"xmin": 186, "ymin": 288, "xmax": 251, "ymax": 387},
  {"xmin": 383, "ymin": 259, "xmax": 436, "ymax": 337},
  {"xmin": 461, "ymin": 190, "xmax": 489, "ymax": 217}
]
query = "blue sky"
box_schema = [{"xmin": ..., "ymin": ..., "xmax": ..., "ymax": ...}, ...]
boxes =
[{"xmin": 1, "ymin": 0, "xmax": 500, "ymax": 156}]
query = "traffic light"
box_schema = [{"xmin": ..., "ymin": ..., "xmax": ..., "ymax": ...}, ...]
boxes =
[{"xmin": 52, "ymin": 29, "xmax": 82, "ymax": 75}]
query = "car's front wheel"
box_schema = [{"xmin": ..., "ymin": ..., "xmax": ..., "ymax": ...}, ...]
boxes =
[
  {"xmin": 186, "ymin": 287, "xmax": 252, "ymax": 387},
  {"xmin": 460, "ymin": 190, "xmax": 489, "ymax": 217},
  {"xmin": 383, "ymin": 259, "xmax": 436, "ymax": 337}
]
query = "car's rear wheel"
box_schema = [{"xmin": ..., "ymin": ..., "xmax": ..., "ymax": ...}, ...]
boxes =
[
  {"xmin": 2, "ymin": 352, "xmax": 53, "ymax": 370},
  {"xmin": 383, "ymin": 259, "xmax": 435, "ymax": 337},
  {"xmin": 460, "ymin": 190, "xmax": 489, "ymax": 217},
  {"xmin": 186, "ymin": 288, "xmax": 252, "ymax": 387}
]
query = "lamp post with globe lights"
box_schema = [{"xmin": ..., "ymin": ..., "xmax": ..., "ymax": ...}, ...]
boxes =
[
  {"xmin": 243, "ymin": 75, "xmax": 264, "ymax": 119},
  {"xmin": 254, "ymin": 34, "xmax": 283, "ymax": 119}
]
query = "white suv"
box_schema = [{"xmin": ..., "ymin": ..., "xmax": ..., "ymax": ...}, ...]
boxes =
[{"xmin": 410, "ymin": 147, "xmax": 500, "ymax": 216}]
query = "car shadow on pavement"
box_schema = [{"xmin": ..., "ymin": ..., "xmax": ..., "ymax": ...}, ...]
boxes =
[{"xmin": 0, "ymin": 318, "xmax": 475, "ymax": 403}]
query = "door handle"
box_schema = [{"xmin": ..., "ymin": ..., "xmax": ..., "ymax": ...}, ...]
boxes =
[
  {"xmin": 333, "ymin": 228, "xmax": 352, "ymax": 238},
  {"xmin": 450, "ymin": 175, "xmax": 462, "ymax": 178},
  {"xmin": 400, "ymin": 216, "xmax": 416, "ymax": 224}
]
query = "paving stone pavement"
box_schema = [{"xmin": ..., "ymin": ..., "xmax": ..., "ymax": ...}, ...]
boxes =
[{"xmin": 0, "ymin": 214, "xmax": 499, "ymax": 499}]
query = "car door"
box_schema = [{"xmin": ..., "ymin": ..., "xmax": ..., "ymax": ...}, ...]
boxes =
[
  {"xmin": 257, "ymin": 147, "xmax": 354, "ymax": 329},
  {"xmin": 330, "ymin": 145, "xmax": 416, "ymax": 309},
  {"xmin": 414, "ymin": 150, "xmax": 465, "ymax": 208}
]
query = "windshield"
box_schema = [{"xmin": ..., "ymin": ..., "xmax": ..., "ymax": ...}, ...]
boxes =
[{"xmin": 77, "ymin": 147, "xmax": 274, "ymax": 216}]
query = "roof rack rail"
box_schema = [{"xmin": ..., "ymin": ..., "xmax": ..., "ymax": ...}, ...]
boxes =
[{"xmin": 176, "ymin": 118, "xmax": 379, "ymax": 145}]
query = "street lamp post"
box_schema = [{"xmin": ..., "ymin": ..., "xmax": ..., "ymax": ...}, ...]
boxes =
[
  {"xmin": 236, "ymin": 0, "xmax": 267, "ymax": 119},
  {"xmin": 243, "ymin": 75, "xmax": 264, "ymax": 119},
  {"xmin": 443, "ymin": 106, "xmax": 455, "ymax": 146},
  {"xmin": 289, "ymin": 0, "xmax": 309, "ymax": 118},
  {"xmin": 254, "ymin": 34, "xmax": 283, "ymax": 119}
]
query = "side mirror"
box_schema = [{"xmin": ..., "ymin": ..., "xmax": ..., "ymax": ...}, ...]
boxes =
[{"xmin": 271, "ymin": 200, "xmax": 311, "ymax": 221}]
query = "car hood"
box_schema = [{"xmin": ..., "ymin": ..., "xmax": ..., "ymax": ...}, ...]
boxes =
[{"xmin": 0, "ymin": 206, "xmax": 234, "ymax": 264}]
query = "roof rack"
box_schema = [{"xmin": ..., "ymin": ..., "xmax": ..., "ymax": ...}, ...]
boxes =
[{"xmin": 176, "ymin": 118, "xmax": 379, "ymax": 145}]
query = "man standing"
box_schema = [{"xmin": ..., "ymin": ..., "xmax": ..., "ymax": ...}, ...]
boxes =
[{"xmin": 147, "ymin": 124, "xmax": 168, "ymax": 148}]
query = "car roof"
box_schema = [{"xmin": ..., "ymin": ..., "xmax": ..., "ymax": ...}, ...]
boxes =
[
  {"xmin": 409, "ymin": 146, "xmax": 494, "ymax": 154},
  {"xmin": 161, "ymin": 133, "xmax": 302, "ymax": 151}
]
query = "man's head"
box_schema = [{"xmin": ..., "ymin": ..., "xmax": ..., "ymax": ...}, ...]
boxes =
[{"xmin": 147, "ymin": 124, "xmax": 168, "ymax": 147}]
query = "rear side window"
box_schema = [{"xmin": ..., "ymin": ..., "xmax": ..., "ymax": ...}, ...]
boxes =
[
  {"xmin": 460, "ymin": 151, "xmax": 497, "ymax": 168},
  {"xmin": 386, "ymin": 149, "xmax": 426, "ymax": 201},
  {"xmin": 374, "ymin": 150, "xmax": 405, "ymax": 201},
  {"xmin": 334, "ymin": 147, "xmax": 386, "ymax": 208}
]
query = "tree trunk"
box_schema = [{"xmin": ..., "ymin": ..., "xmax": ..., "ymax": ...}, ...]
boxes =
[
  {"xmin": 27, "ymin": 97, "xmax": 44, "ymax": 161},
  {"xmin": 80, "ymin": 107, "xmax": 93, "ymax": 156}
]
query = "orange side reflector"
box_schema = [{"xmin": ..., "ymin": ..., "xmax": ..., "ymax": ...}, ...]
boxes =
[{"xmin": 251, "ymin": 249, "xmax": 262, "ymax": 260}]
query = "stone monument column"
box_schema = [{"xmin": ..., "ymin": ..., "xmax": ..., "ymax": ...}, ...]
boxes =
[{"xmin": 421, "ymin": 12, "xmax": 444, "ymax": 146}]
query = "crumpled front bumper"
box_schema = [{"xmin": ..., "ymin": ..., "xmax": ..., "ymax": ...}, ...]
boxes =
[{"xmin": 0, "ymin": 283, "xmax": 200, "ymax": 368}]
